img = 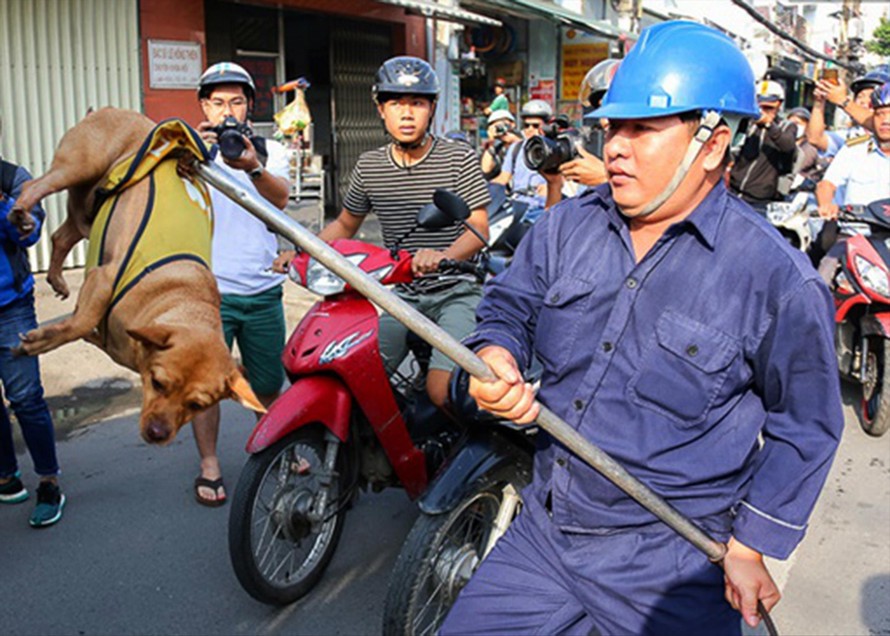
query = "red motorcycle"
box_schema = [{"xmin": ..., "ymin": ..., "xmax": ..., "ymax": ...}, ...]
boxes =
[
  {"xmin": 829, "ymin": 197, "xmax": 890, "ymax": 437},
  {"xmin": 227, "ymin": 211, "xmax": 534, "ymax": 608}
]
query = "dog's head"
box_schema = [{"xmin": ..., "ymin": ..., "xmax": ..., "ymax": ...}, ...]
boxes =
[{"xmin": 127, "ymin": 324, "xmax": 265, "ymax": 444}]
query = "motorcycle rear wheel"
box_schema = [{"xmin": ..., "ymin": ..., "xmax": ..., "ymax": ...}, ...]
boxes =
[
  {"xmin": 861, "ymin": 337, "xmax": 890, "ymax": 437},
  {"xmin": 382, "ymin": 483, "xmax": 517, "ymax": 636},
  {"xmin": 228, "ymin": 427, "xmax": 347, "ymax": 604}
]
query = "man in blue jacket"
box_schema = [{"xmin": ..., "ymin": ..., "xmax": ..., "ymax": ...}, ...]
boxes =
[
  {"xmin": 0, "ymin": 152, "xmax": 64, "ymax": 527},
  {"xmin": 444, "ymin": 21, "xmax": 843, "ymax": 635}
]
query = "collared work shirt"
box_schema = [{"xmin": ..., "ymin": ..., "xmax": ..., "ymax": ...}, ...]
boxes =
[
  {"xmin": 823, "ymin": 137, "xmax": 890, "ymax": 207},
  {"xmin": 465, "ymin": 182, "xmax": 843, "ymax": 559}
]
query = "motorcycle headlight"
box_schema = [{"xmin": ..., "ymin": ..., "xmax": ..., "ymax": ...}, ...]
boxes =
[
  {"xmin": 854, "ymin": 255, "xmax": 890, "ymax": 298},
  {"xmin": 304, "ymin": 254, "xmax": 395, "ymax": 296},
  {"xmin": 306, "ymin": 254, "xmax": 367, "ymax": 295}
]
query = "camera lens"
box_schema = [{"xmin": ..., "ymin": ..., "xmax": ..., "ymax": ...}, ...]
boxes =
[
  {"xmin": 523, "ymin": 137, "xmax": 548, "ymax": 170},
  {"xmin": 218, "ymin": 129, "xmax": 246, "ymax": 160}
]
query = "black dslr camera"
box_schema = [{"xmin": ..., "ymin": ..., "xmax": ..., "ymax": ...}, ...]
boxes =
[
  {"xmin": 523, "ymin": 117, "xmax": 606, "ymax": 174},
  {"xmin": 212, "ymin": 116, "xmax": 253, "ymax": 161}
]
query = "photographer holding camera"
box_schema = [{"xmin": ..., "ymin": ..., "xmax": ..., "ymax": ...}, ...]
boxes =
[
  {"xmin": 493, "ymin": 99, "xmax": 551, "ymax": 212},
  {"xmin": 190, "ymin": 62, "xmax": 292, "ymax": 507},
  {"xmin": 538, "ymin": 59, "xmax": 619, "ymax": 207},
  {"xmin": 481, "ymin": 110, "xmax": 522, "ymax": 180}
]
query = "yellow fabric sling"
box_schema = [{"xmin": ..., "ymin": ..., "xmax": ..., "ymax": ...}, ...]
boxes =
[{"xmin": 87, "ymin": 119, "xmax": 214, "ymax": 313}]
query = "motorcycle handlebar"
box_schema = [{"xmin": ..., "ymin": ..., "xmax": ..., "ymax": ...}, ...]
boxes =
[{"xmin": 438, "ymin": 258, "xmax": 485, "ymax": 277}]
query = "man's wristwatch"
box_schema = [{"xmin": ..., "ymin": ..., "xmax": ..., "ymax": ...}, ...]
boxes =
[
  {"xmin": 248, "ymin": 165, "xmax": 264, "ymax": 180},
  {"xmin": 840, "ymin": 96, "xmax": 852, "ymax": 110}
]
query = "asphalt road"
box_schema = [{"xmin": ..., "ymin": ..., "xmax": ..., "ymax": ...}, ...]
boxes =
[{"xmin": 1, "ymin": 390, "xmax": 888, "ymax": 636}]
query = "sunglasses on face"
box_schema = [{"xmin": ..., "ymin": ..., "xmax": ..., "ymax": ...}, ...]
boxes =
[
  {"xmin": 759, "ymin": 104, "xmax": 778, "ymax": 112},
  {"xmin": 524, "ymin": 122, "xmax": 542, "ymax": 129}
]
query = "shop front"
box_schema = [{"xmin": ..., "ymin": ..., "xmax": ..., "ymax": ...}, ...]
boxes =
[
  {"xmin": 455, "ymin": 0, "xmax": 623, "ymax": 145},
  {"xmin": 142, "ymin": 0, "xmax": 428, "ymax": 211}
]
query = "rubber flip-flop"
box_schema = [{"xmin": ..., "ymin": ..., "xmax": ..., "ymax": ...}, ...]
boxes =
[{"xmin": 194, "ymin": 476, "xmax": 227, "ymax": 507}]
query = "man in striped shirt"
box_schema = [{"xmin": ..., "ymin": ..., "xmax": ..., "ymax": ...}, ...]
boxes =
[{"xmin": 319, "ymin": 56, "xmax": 491, "ymax": 409}]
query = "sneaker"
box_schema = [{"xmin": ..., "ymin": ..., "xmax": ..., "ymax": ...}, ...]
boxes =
[
  {"xmin": 0, "ymin": 473, "xmax": 28, "ymax": 504},
  {"xmin": 29, "ymin": 481, "xmax": 65, "ymax": 528}
]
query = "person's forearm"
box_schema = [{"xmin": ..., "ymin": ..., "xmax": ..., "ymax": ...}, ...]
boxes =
[
  {"xmin": 254, "ymin": 172, "xmax": 290, "ymax": 210},
  {"xmin": 444, "ymin": 216, "xmax": 489, "ymax": 260},
  {"xmin": 319, "ymin": 214, "xmax": 360, "ymax": 242},
  {"xmin": 816, "ymin": 180, "xmax": 836, "ymax": 208},
  {"xmin": 480, "ymin": 151, "xmax": 498, "ymax": 176},
  {"xmin": 491, "ymin": 171, "xmax": 511, "ymax": 186},
  {"xmin": 806, "ymin": 102, "xmax": 829, "ymax": 152},
  {"xmin": 841, "ymin": 101, "xmax": 874, "ymax": 130}
]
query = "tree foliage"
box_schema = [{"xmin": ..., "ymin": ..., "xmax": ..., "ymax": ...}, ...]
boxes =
[{"xmin": 865, "ymin": 17, "xmax": 890, "ymax": 57}]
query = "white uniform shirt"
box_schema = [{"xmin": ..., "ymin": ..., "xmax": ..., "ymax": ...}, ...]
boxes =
[
  {"xmin": 209, "ymin": 137, "xmax": 290, "ymax": 295},
  {"xmin": 823, "ymin": 137, "xmax": 890, "ymax": 207}
]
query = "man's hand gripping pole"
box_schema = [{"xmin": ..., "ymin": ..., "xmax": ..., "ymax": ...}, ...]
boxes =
[{"xmin": 192, "ymin": 158, "xmax": 778, "ymax": 636}]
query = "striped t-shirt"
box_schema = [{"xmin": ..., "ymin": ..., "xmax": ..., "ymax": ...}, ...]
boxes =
[{"xmin": 344, "ymin": 138, "xmax": 491, "ymax": 289}]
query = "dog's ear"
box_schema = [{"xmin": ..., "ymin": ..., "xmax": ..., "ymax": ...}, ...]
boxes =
[
  {"xmin": 126, "ymin": 325, "xmax": 174, "ymax": 350},
  {"xmin": 227, "ymin": 368, "xmax": 267, "ymax": 413}
]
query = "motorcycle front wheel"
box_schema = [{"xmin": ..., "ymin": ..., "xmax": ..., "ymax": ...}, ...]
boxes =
[
  {"xmin": 861, "ymin": 336, "xmax": 890, "ymax": 437},
  {"xmin": 382, "ymin": 483, "xmax": 520, "ymax": 636},
  {"xmin": 228, "ymin": 427, "xmax": 347, "ymax": 604}
]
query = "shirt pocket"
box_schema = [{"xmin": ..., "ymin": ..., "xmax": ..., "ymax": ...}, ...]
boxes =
[
  {"xmin": 534, "ymin": 276, "xmax": 595, "ymax": 373},
  {"xmin": 629, "ymin": 311, "xmax": 740, "ymax": 427}
]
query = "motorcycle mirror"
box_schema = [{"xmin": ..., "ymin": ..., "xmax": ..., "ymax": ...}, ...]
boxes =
[
  {"xmin": 433, "ymin": 189, "xmax": 471, "ymax": 222},
  {"xmin": 432, "ymin": 188, "xmax": 490, "ymax": 249},
  {"xmin": 416, "ymin": 203, "xmax": 454, "ymax": 229}
]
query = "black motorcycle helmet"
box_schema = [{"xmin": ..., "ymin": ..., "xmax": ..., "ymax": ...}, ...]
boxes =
[
  {"xmin": 372, "ymin": 56, "xmax": 440, "ymax": 103},
  {"xmin": 373, "ymin": 56, "xmax": 439, "ymax": 150},
  {"xmin": 851, "ymin": 70, "xmax": 890, "ymax": 97}
]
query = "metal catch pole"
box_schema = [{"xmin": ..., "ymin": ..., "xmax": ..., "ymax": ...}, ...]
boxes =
[{"xmin": 194, "ymin": 159, "xmax": 778, "ymax": 635}]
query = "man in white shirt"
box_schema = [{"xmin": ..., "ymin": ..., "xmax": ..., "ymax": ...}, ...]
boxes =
[
  {"xmin": 816, "ymin": 82, "xmax": 890, "ymax": 284},
  {"xmin": 191, "ymin": 62, "xmax": 292, "ymax": 506}
]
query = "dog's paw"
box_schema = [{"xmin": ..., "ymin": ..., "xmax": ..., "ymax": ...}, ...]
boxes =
[
  {"xmin": 6, "ymin": 208, "xmax": 37, "ymax": 237},
  {"xmin": 47, "ymin": 273, "xmax": 70, "ymax": 299}
]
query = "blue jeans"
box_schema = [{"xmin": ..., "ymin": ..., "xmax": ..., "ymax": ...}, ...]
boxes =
[{"xmin": 0, "ymin": 292, "xmax": 59, "ymax": 478}]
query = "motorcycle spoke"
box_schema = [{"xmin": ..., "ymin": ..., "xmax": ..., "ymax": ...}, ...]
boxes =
[{"xmin": 409, "ymin": 495, "xmax": 500, "ymax": 635}]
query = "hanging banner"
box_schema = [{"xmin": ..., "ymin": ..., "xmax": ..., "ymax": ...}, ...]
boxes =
[
  {"xmin": 561, "ymin": 42, "xmax": 609, "ymax": 102},
  {"xmin": 529, "ymin": 78, "xmax": 556, "ymax": 109}
]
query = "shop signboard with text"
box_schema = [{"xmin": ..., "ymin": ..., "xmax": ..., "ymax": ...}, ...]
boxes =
[
  {"xmin": 148, "ymin": 40, "xmax": 202, "ymax": 90},
  {"xmin": 560, "ymin": 41, "xmax": 609, "ymax": 102}
]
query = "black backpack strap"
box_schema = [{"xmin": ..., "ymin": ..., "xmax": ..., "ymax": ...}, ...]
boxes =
[
  {"xmin": 0, "ymin": 159, "xmax": 18, "ymax": 198},
  {"xmin": 0, "ymin": 160, "xmax": 34, "ymax": 294}
]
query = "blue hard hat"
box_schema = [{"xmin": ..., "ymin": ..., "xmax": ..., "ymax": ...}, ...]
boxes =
[{"xmin": 592, "ymin": 21, "xmax": 759, "ymax": 121}]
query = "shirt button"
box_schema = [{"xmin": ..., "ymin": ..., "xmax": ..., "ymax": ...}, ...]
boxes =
[
  {"xmin": 550, "ymin": 292, "xmax": 561, "ymax": 303},
  {"xmin": 687, "ymin": 344, "xmax": 699, "ymax": 357},
  {"xmin": 626, "ymin": 277, "xmax": 638, "ymax": 289},
  {"xmin": 573, "ymin": 399, "xmax": 584, "ymax": 411},
  {"xmin": 556, "ymin": 458, "xmax": 567, "ymax": 467},
  {"xmin": 602, "ymin": 341, "xmax": 613, "ymax": 353}
]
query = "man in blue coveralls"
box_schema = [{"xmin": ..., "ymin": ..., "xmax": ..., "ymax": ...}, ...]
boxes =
[{"xmin": 442, "ymin": 21, "xmax": 843, "ymax": 636}]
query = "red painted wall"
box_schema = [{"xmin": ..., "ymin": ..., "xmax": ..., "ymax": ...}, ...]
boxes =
[{"xmin": 140, "ymin": 0, "xmax": 206, "ymax": 123}]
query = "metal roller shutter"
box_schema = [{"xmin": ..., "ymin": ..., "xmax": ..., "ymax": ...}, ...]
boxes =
[{"xmin": 0, "ymin": 0, "xmax": 141, "ymax": 271}]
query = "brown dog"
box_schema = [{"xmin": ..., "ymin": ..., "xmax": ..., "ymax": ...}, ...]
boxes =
[{"xmin": 10, "ymin": 107, "xmax": 263, "ymax": 444}]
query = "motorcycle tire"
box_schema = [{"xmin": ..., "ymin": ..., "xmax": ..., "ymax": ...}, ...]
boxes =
[
  {"xmin": 382, "ymin": 482, "xmax": 520, "ymax": 636},
  {"xmin": 861, "ymin": 337, "xmax": 890, "ymax": 437},
  {"xmin": 228, "ymin": 427, "xmax": 347, "ymax": 604}
]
